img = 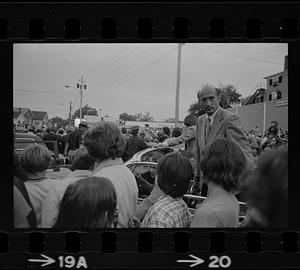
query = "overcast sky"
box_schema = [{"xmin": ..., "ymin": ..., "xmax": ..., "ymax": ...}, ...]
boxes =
[{"xmin": 13, "ymin": 43, "xmax": 287, "ymax": 121}]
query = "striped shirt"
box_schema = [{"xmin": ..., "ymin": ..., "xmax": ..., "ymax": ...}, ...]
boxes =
[
  {"xmin": 92, "ymin": 158, "xmax": 138, "ymax": 228},
  {"xmin": 141, "ymin": 195, "xmax": 192, "ymax": 228}
]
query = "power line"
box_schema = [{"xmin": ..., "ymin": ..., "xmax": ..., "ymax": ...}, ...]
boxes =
[
  {"xmin": 88, "ymin": 46, "xmax": 178, "ymax": 98},
  {"xmin": 84, "ymin": 45, "xmax": 142, "ymax": 80},
  {"xmin": 89, "ymin": 45, "xmax": 165, "ymax": 94},
  {"xmin": 14, "ymin": 88, "xmax": 73, "ymax": 94},
  {"xmin": 185, "ymin": 44, "xmax": 284, "ymax": 66},
  {"xmin": 237, "ymin": 44, "xmax": 285, "ymax": 53}
]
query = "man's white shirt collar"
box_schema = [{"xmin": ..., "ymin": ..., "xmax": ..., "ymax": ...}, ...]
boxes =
[{"xmin": 206, "ymin": 106, "xmax": 220, "ymax": 125}]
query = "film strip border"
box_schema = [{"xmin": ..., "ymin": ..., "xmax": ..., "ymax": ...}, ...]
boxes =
[
  {"xmin": 0, "ymin": 3, "xmax": 299, "ymax": 40},
  {"xmin": 0, "ymin": 231, "xmax": 299, "ymax": 268}
]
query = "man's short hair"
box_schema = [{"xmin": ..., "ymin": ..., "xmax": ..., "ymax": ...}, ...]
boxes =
[
  {"xmin": 156, "ymin": 152, "xmax": 193, "ymax": 198},
  {"xmin": 200, "ymin": 138, "xmax": 246, "ymax": 192},
  {"xmin": 184, "ymin": 114, "xmax": 196, "ymax": 127},
  {"xmin": 70, "ymin": 147, "xmax": 96, "ymax": 170},
  {"xmin": 83, "ymin": 121, "xmax": 126, "ymax": 161},
  {"xmin": 197, "ymin": 84, "xmax": 220, "ymax": 100},
  {"xmin": 131, "ymin": 125, "xmax": 139, "ymax": 135},
  {"xmin": 21, "ymin": 145, "xmax": 52, "ymax": 173},
  {"xmin": 162, "ymin": 126, "xmax": 170, "ymax": 136}
]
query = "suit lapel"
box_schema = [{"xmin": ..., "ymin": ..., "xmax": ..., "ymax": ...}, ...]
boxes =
[
  {"xmin": 207, "ymin": 108, "xmax": 224, "ymax": 145},
  {"xmin": 199, "ymin": 116, "xmax": 206, "ymax": 152}
]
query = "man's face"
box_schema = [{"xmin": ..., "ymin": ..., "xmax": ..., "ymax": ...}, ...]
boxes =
[
  {"xmin": 198, "ymin": 87, "xmax": 220, "ymax": 115},
  {"xmin": 149, "ymin": 167, "xmax": 156, "ymax": 178}
]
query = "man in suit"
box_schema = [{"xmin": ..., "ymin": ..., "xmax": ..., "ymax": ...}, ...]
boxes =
[
  {"xmin": 157, "ymin": 114, "xmax": 196, "ymax": 154},
  {"xmin": 195, "ymin": 85, "xmax": 255, "ymax": 194}
]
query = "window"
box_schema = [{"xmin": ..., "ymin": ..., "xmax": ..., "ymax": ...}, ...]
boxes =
[
  {"xmin": 269, "ymin": 94, "xmax": 272, "ymax": 101},
  {"xmin": 279, "ymin": 76, "xmax": 282, "ymax": 83},
  {"xmin": 35, "ymin": 121, "xmax": 40, "ymax": 125},
  {"xmin": 260, "ymin": 96, "xmax": 264, "ymax": 102},
  {"xmin": 18, "ymin": 120, "xmax": 21, "ymax": 124},
  {"xmin": 269, "ymin": 79, "xmax": 272, "ymax": 86},
  {"xmin": 277, "ymin": 91, "xmax": 282, "ymax": 99}
]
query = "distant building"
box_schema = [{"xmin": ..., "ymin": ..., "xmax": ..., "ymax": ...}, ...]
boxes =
[
  {"xmin": 227, "ymin": 55, "xmax": 288, "ymax": 133},
  {"xmin": 31, "ymin": 111, "xmax": 49, "ymax": 130},
  {"xmin": 241, "ymin": 55, "xmax": 288, "ymax": 106},
  {"xmin": 263, "ymin": 55, "xmax": 288, "ymax": 102},
  {"xmin": 13, "ymin": 107, "xmax": 33, "ymax": 130}
]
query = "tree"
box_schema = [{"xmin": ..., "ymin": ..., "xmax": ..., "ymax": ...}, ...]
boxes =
[
  {"xmin": 50, "ymin": 116, "xmax": 65, "ymax": 128},
  {"xmin": 139, "ymin": 111, "xmax": 153, "ymax": 122},
  {"xmin": 216, "ymin": 84, "xmax": 241, "ymax": 109},
  {"xmin": 72, "ymin": 104, "xmax": 98, "ymax": 119},
  {"xmin": 119, "ymin": 113, "xmax": 137, "ymax": 121},
  {"xmin": 50, "ymin": 117, "xmax": 70, "ymax": 128},
  {"xmin": 188, "ymin": 84, "xmax": 242, "ymax": 117},
  {"xmin": 188, "ymin": 103, "xmax": 206, "ymax": 118}
]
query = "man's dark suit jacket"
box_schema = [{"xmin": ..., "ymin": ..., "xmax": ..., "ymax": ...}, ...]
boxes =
[{"xmin": 195, "ymin": 107, "xmax": 255, "ymax": 177}]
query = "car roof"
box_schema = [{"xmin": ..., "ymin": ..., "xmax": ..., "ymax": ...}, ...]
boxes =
[{"xmin": 14, "ymin": 132, "xmax": 43, "ymax": 142}]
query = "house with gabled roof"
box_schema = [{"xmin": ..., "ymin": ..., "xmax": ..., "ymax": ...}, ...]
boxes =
[
  {"xmin": 31, "ymin": 111, "xmax": 49, "ymax": 130},
  {"xmin": 13, "ymin": 107, "xmax": 34, "ymax": 130}
]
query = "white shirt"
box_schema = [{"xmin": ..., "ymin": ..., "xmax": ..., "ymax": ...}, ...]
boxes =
[
  {"xmin": 25, "ymin": 178, "xmax": 61, "ymax": 227},
  {"xmin": 40, "ymin": 170, "xmax": 91, "ymax": 228},
  {"xmin": 206, "ymin": 106, "xmax": 220, "ymax": 126}
]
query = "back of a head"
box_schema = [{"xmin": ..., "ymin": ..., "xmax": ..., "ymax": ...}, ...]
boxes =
[
  {"xmin": 163, "ymin": 126, "xmax": 170, "ymax": 136},
  {"xmin": 172, "ymin": 127, "xmax": 182, "ymax": 138},
  {"xmin": 156, "ymin": 152, "xmax": 193, "ymax": 198},
  {"xmin": 241, "ymin": 147, "xmax": 288, "ymax": 227},
  {"xmin": 49, "ymin": 127, "xmax": 56, "ymax": 133},
  {"xmin": 121, "ymin": 127, "xmax": 127, "ymax": 134},
  {"xmin": 200, "ymin": 138, "xmax": 247, "ymax": 192},
  {"xmin": 131, "ymin": 125, "xmax": 139, "ymax": 136},
  {"xmin": 83, "ymin": 121, "xmax": 126, "ymax": 161},
  {"xmin": 184, "ymin": 114, "xmax": 196, "ymax": 127},
  {"xmin": 21, "ymin": 144, "xmax": 52, "ymax": 174},
  {"xmin": 70, "ymin": 147, "xmax": 96, "ymax": 171},
  {"xmin": 55, "ymin": 177, "xmax": 117, "ymax": 228}
]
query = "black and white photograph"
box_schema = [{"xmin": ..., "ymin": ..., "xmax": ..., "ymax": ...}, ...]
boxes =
[{"xmin": 13, "ymin": 43, "xmax": 288, "ymax": 228}]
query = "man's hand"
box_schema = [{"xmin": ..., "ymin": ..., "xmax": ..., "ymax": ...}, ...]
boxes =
[{"xmin": 128, "ymin": 216, "xmax": 141, "ymax": 228}]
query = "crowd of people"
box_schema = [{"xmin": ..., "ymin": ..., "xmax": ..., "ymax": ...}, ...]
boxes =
[{"xmin": 14, "ymin": 84, "xmax": 288, "ymax": 228}]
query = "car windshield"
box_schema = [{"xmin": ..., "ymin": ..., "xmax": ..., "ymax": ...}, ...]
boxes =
[{"xmin": 141, "ymin": 148, "xmax": 174, "ymax": 162}]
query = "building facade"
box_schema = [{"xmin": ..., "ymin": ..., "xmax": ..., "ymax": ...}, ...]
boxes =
[
  {"xmin": 13, "ymin": 107, "xmax": 34, "ymax": 130},
  {"xmin": 263, "ymin": 56, "xmax": 288, "ymax": 102},
  {"xmin": 228, "ymin": 55, "xmax": 288, "ymax": 134},
  {"xmin": 31, "ymin": 111, "xmax": 49, "ymax": 130}
]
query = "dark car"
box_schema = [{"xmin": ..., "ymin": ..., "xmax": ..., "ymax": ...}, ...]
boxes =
[{"xmin": 14, "ymin": 132, "xmax": 70, "ymax": 170}]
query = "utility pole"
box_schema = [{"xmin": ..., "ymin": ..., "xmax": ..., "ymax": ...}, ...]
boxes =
[
  {"xmin": 68, "ymin": 100, "xmax": 72, "ymax": 126},
  {"xmin": 77, "ymin": 74, "xmax": 87, "ymax": 121},
  {"xmin": 175, "ymin": 43, "xmax": 183, "ymax": 127}
]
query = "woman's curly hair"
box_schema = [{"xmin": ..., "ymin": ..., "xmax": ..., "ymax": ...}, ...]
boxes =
[
  {"xmin": 83, "ymin": 122, "xmax": 126, "ymax": 161},
  {"xmin": 200, "ymin": 138, "xmax": 246, "ymax": 192}
]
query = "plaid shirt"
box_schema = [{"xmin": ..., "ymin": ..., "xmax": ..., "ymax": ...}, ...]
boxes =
[{"xmin": 141, "ymin": 195, "xmax": 192, "ymax": 228}]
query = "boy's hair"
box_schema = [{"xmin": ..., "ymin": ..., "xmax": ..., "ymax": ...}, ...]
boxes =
[
  {"xmin": 200, "ymin": 138, "xmax": 246, "ymax": 192},
  {"xmin": 156, "ymin": 152, "xmax": 193, "ymax": 198}
]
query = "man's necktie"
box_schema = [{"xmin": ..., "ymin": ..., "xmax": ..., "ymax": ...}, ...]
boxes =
[{"xmin": 205, "ymin": 117, "xmax": 211, "ymax": 145}]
